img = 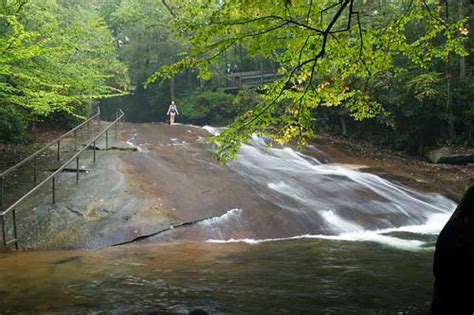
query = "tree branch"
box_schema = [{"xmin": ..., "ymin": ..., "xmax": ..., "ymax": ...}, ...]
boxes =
[
  {"xmin": 238, "ymin": 0, "xmax": 353, "ymax": 131},
  {"xmin": 161, "ymin": 0, "xmax": 177, "ymax": 18}
]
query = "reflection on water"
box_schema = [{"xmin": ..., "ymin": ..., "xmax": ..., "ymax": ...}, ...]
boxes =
[{"xmin": 0, "ymin": 240, "xmax": 433, "ymax": 313}]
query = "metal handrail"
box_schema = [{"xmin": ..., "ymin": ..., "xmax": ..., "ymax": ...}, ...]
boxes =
[
  {"xmin": 0, "ymin": 108, "xmax": 100, "ymax": 179},
  {"xmin": 0, "ymin": 109, "xmax": 124, "ymax": 249}
]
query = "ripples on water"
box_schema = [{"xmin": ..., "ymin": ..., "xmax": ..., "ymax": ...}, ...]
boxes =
[{"xmin": 0, "ymin": 241, "xmax": 434, "ymax": 313}]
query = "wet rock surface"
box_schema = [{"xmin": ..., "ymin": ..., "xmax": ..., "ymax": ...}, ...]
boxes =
[
  {"xmin": 119, "ymin": 123, "xmax": 287, "ymax": 243},
  {"xmin": 7, "ymin": 123, "xmax": 283, "ymax": 249},
  {"xmin": 3, "ymin": 123, "xmax": 459, "ymax": 250},
  {"xmin": 15, "ymin": 150, "xmax": 175, "ymax": 249}
]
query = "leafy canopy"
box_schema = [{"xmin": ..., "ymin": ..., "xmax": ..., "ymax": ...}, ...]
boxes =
[
  {"xmin": 147, "ymin": 0, "xmax": 468, "ymax": 162},
  {"xmin": 0, "ymin": 0, "xmax": 129, "ymax": 140}
]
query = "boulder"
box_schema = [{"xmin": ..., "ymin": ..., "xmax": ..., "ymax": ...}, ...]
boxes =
[
  {"xmin": 426, "ymin": 147, "xmax": 474, "ymax": 165},
  {"xmin": 431, "ymin": 183, "xmax": 474, "ymax": 314}
]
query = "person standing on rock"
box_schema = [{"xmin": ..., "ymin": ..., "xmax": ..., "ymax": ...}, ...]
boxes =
[{"xmin": 167, "ymin": 100, "xmax": 179, "ymax": 125}]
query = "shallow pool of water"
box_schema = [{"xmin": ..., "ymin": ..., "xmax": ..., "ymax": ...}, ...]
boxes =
[{"xmin": 0, "ymin": 239, "xmax": 434, "ymax": 313}]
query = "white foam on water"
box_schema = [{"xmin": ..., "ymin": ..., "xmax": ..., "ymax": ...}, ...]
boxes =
[
  {"xmin": 206, "ymin": 211, "xmax": 450, "ymax": 251},
  {"xmin": 378, "ymin": 212, "xmax": 451, "ymax": 235},
  {"xmin": 207, "ymin": 238, "xmax": 265, "ymax": 245},
  {"xmin": 233, "ymin": 133, "xmax": 457, "ymax": 224},
  {"xmin": 125, "ymin": 141, "xmax": 146, "ymax": 152},
  {"xmin": 320, "ymin": 210, "xmax": 364, "ymax": 233},
  {"xmin": 125, "ymin": 128, "xmax": 147, "ymax": 152},
  {"xmin": 172, "ymin": 123, "xmax": 202, "ymax": 129},
  {"xmin": 202, "ymin": 125, "xmax": 223, "ymax": 136},
  {"xmin": 312, "ymin": 233, "xmax": 427, "ymax": 251},
  {"xmin": 267, "ymin": 182, "xmax": 309, "ymax": 206},
  {"xmin": 207, "ymin": 233, "xmax": 425, "ymax": 251},
  {"xmin": 198, "ymin": 209, "xmax": 244, "ymax": 240},
  {"xmin": 197, "ymin": 127, "xmax": 456, "ymax": 251},
  {"xmin": 206, "ymin": 232, "xmax": 426, "ymax": 251},
  {"xmin": 199, "ymin": 208, "xmax": 242, "ymax": 226}
]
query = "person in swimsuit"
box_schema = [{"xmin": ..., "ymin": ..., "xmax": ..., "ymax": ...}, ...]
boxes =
[{"xmin": 166, "ymin": 100, "xmax": 179, "ymax": 125}]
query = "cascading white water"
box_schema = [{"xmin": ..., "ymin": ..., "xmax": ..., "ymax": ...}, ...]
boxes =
[
  {"xmin": 201, "ymin": 127, "xmax": 457, "ymax": 250},
  {"xmin": 198, "ymin": 208, "xmax": 243, "ymax": 240}
]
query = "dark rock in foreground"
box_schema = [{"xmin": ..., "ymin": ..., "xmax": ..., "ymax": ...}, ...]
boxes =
[{"xmin": 432, "ymin": 183, "xmax": 474, "ymax": 314}]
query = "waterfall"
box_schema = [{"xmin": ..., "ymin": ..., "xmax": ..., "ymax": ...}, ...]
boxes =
[{"xmin": 200, "ymin": 127, "xmax": 456, "ymax": 250}]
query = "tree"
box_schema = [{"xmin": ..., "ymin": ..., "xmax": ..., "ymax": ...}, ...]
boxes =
[
  {"xmin": 0, "ymin": 0, "xmax": 129, "ymax": 141},
  {"xmin": 147, "ymin": 0, "xmax": 468, "ymax": 162},
  {"xmin": 99, "ymin": 0, "xmax": 195, "ymax": 121}
]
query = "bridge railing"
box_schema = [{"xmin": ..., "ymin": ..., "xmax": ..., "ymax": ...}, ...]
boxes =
[
  {"xmin": 0, "ymin": 109, "xmax": 125, "ymax": 250},
  {"xmin": 215, "ymin": 70, "xmax": 282, "ymax": 91}
]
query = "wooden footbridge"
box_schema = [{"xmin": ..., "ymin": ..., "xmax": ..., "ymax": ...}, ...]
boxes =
[{"xmin": 217, "ymin": 70, "xmax": 282, "ymax": 91}]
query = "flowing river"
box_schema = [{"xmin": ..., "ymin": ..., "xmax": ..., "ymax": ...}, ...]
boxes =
[{"xmin": 0, "ymin": 124, "xmax": 457, "ymax": 313}]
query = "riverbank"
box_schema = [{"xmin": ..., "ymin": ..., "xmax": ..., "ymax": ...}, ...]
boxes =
[{"xmin": 308, "ymin": 135, "xmax": 473, "ymax": 202}]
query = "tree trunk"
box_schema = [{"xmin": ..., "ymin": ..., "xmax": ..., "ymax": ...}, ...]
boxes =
[
  {"xmin": 444, "ymin": 0, "xmax": 456, "ymax": 141},
  {"xmin": 271, "ymin": 60, "xmax": 277, "ymax": 81},
  {"xmin": 446, "ymin": 65, "xmax": 456, "ymax": 141},
  {"xmin": 340, "ymin": 115, "xmax": 347, "ymax": 136},
  {"xmin": 186, "ymin": 68, "xmax": 192, "ymax": 87},
  {"xmin": 239, "ymin": 45, "xmax": 244, "ymax": 65},
  {"xmin": 169, "ymin": 77, "xmax": 175, "ymax": 101}
]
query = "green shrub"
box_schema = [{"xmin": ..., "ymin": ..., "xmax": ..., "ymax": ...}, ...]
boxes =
[
  {"xmin": 0, "ymin": 106, "xmax": 28, "ymax": 143},
  {"xmin": 179, "ymin": 89, "xmax": 258, "ymax": 125}
]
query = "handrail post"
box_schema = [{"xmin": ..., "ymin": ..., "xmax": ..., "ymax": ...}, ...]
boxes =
[
  {"xmin": 1, "ymin": 214, "xmax": 6, "ymax": 246},
  {"xmin": 97, "ymin": 111, "xmax": 101, "ymax": 132},
  {"xmin": 106, "ymin": 130, "xmax": 109, "ymax": 151},
  {"xmin": 33, "ymin": 155, "xmax": 37, "ymax": 184},
  {"xmin": 74, "ymin": 130, "xmax": 78, "ymax": 151},
  {"xmin": 115, "ymin": 111, "xmax": 118, "ymax": 140},
  {"xmin": 93, "ymin": 141, "xmax": 96, "ymax": 163},
  {"xmin": 57, "ymin": 141, "xmax": 61, "ymax": 161},
  {"xmin": 12, "ymin": 209, "xmax": 18, "ymax": 250},
  {"xmin": 76, "ymin": 156, "xmax": 80, "ymax": 182},
  {"xmin": 0, "ymin": 176, "xmax": 4, "ymax": 209},
  {"xmin": 52, "ymin": 177, "xmax": 56, "ymax": 204}
]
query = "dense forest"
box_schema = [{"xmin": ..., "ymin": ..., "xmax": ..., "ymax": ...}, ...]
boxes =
[{"xmin": 1, "ymin": 0, "xmax": 472, "ymax": 160}]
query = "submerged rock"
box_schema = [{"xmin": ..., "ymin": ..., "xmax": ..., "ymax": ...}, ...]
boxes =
[{"xmin": 432, "ymin": 183, "xmax": 474, "ymax": 314}]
